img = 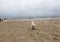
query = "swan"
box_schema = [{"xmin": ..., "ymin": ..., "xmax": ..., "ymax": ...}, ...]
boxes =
[{"xmin": 31, "ymin": 19, "xmax": 36, "ymax": 30}]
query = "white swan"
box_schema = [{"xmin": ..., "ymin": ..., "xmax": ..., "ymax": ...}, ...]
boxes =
[{"xmin": 31, "ymin": 19, "xmax": 36, "ymax": 30}]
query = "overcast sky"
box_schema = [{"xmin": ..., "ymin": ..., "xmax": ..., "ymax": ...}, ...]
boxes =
[{"xmin": 0, "ymin": 0, "xmax": 60, "ymax": 17}]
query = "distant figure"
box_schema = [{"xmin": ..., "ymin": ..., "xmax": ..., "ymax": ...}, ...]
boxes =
[
  {"xmin": 29, "ymin": 17, "xmax": 31, "ymax": 19},
  {"xmin": 4, "ymin": 18, "xmax": 7, "ymax": 20},
  {"xmin": 31, "ymin": 19, "xmax": 36, "ymax": 30},
  {"xmin": 0, "ymin": 18, "xmax": 3, "ymax": 22}
]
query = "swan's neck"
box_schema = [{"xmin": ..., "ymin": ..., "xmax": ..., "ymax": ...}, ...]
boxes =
[
  {"xmin": 31, "ymin": 19, "xmax": 35, "ymax": 26},
  {"xmin": 32, "ymin": 19, "xmax": 34, "ymax": 23}
]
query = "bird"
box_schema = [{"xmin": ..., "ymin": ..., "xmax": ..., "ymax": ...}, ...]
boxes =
[{"xmin": 31, "ymin": 19, "xmax": 36, "ymax": 30}]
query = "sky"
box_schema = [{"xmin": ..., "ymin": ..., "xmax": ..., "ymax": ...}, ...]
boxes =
[{"xmin": 0, "ymin": 0, "xmax": 60, "ymax": 17}]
